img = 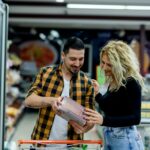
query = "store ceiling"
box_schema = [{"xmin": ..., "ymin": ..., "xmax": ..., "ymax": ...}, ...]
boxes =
[{"xmin": 3, "ymin": 0, "xmax": 150, "ymax": 29}]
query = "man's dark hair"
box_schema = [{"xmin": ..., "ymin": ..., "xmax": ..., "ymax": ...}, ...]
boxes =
[{"xmin": 63, "ymin": 37, "xmax": 85, "ymax": 54}]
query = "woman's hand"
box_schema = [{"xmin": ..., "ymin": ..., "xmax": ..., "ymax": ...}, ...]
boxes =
[
  {"xmin": 91, "ymin": 79, "xmax": 100, "ymax": 95},
  {"xmin": 83, "ymin": 108, "xmax": 103, "ymax": 125}
]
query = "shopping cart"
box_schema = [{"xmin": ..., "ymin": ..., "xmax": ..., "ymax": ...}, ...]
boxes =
[{"xmin": 18, "ymin": 139, "xmax": 103, "ymax": 150}]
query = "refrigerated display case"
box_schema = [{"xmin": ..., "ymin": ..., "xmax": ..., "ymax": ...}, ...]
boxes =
[{"xmin": 0, "ymin": 1, "xmax": 8, "ymax": 150}]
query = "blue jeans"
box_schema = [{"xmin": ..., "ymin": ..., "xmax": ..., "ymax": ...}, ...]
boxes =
[{"xmin": 103, "ymin": 126, "xmax": 144, "ymax": 150}]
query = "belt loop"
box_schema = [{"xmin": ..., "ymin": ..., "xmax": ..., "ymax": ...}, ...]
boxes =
[
  {"xmin": 106, "ymin": 127, "xmax": 112, "ymax": 131},
  {"xmin": 110, "ymin": 127, "xmax": 113, "ymax": 131},
  {"xmin": 129, "ymin": 126, "xmax": 135, "ymax": 130}
]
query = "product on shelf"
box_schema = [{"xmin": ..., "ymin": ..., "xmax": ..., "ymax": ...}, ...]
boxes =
[
  {"xmin": 6, "ymin": 99, "xmax": 24, "ymax": 127},
  {"xmin": 6, "ymin": 107, "xmax": 19, "ymax": 118}
]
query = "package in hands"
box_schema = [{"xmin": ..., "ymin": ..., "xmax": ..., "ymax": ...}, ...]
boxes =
[{"xmin": 57, "ymin": 96, "xmax": 86, "ymax": 126}]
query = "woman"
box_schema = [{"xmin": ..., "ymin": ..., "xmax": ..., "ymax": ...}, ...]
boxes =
[{"xmin": 84, "ymin": 40, "xmax": 144, "ymax": 150}]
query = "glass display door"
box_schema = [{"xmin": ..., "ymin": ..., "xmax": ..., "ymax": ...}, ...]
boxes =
[{"xmin": 0, "ymin": 1, "xmax": 8, "ymax": 150}]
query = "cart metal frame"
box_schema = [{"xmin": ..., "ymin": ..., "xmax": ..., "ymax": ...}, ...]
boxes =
[{"xmin": 18, "ymin": 139, "xmax": 103, "ymax": 150}]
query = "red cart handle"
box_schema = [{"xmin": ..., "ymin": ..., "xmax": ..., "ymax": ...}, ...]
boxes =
[{"xmin": 18, "ymin": 140, "xmax": 103, "ymax": 145}]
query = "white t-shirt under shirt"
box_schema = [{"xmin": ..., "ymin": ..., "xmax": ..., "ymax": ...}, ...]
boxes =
[{"xmin": 48, "ymin": 78, "xmax": 70, "ymax": 149}]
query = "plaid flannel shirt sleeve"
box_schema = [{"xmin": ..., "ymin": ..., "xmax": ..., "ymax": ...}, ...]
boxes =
[{"xmin": 26, "ymin": 68, "xmax": 44, "ymax": 97}]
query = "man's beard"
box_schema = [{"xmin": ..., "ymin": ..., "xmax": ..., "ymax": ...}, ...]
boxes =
[
  {"xmin": 70, "ymin": 67, "xmax": 79, "ymax": 76},
  {"xmin": 63, "ymin": 61, "xmax": 81, "ymax": 76},
  {"xmin": 70, "ymin": 69, "xmax": 79, "ymax": 79},
  {"xmin": 72, "ymin": 70, "xmax": 78, "ymax": 76}
]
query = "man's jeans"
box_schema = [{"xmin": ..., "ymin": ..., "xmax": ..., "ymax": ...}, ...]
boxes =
[{"xmin": 103, "ymin": 126, "xmax": 144, "ymax": 150}]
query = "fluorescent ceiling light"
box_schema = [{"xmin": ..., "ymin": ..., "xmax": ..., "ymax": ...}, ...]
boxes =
[
  {"xmin": 126, "ymin": 6, "xmax": 150, "ymax": 10},
  {"xmin": 56, "ymin": 0, "xmax": 64, "ymax": 2},
  {"xmin": 67, "ymin": 4, "xmax": 124, "ymax": 9},
  {"xmin": 67, "ymin": 4, "xmax": 150, "ymax": 10}
]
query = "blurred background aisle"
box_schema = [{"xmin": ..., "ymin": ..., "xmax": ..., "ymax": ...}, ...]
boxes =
[{"xmin": 1, "ymin": 0, "xmax": 150, "ymax": 150}]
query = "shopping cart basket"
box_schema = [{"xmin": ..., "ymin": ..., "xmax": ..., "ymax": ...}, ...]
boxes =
[{"xmin": 18, "ymin": 140, "xmax": 103, "ymax": 150}]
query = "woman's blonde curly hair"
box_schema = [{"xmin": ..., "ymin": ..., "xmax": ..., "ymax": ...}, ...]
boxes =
[{"xmin": 100, "ymin": 40, "xmax": 144, "ymax": 91}]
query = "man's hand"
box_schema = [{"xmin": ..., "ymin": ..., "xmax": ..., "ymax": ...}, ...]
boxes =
[
  {"xmin": 51, "ymin": 97, "xmax": 63, "ymax": 113},
  {"xmin": 83, "ymin": 121, "xmax": 95, "ymax": 133},
  {"xmin": 69, "ymin": 120, "xmax": 94, "ymax": 134},
  {"xmin": 25, "ymin": 93, "xmax": 63, "ymax": 109}
]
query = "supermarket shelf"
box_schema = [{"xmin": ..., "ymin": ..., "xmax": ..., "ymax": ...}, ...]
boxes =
[
  {"xmin": 141, "ymin": 99, "xmax": 150, "ymax": 124},
  {"xmin": 6, "ymin": 104, "xmax": 25, "ymax": 142}
]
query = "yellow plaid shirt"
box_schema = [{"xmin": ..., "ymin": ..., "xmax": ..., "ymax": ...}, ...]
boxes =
[{"xmin": 27, "ymin": 64, "xmax": 95, "ymax": 141}]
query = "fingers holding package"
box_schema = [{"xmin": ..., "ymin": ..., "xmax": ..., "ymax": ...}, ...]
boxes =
[
  {"xmin": 83, "ymin": 108, "xmax": 103, "ymax": 125},
  {"xmin": 51, "ymin": 96, "xmax": 63, "ymax": 113},
  {"xmin": 69, "ymin": 120, "xmax": 84, "ymax": 134}
]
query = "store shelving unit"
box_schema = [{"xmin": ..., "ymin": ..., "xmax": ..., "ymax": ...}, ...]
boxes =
[{"xmin": 141, "ymin": 100, "xmax": 150, "ymax": 124}]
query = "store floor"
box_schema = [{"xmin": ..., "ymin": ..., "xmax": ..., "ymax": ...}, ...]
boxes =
[
  {"xmin": 11, "ymin": 109, "xmax": 38, "ymax": 141},
  {"xmin": 10, "ymin": 109, "xmax": 101, "ymax": 149}
]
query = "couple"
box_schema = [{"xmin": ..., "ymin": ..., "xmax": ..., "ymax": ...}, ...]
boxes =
[{"xmin": 25, "ymin": 37, "xmax": 144, "ymax": 150}]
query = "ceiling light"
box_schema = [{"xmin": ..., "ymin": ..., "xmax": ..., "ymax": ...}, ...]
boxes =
[
  {"xmin": 126, "ymin": 6, "xmax": 150, "ymax": 10},
  {"xmin": 67, "ymin": 4, "xmax": 124, "ymax": 9},
  {"xmin": 67, "ymin": 4, "xmax": 150, "ymax": 10},
  {"xmin": 56, "ymin": 0, "xmax": 64, "ymax": 2}
]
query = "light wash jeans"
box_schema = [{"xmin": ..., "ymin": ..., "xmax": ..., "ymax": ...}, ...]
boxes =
[{"xmin": 103, "ymin": 126, "xmax": 144, "ymax": 150}]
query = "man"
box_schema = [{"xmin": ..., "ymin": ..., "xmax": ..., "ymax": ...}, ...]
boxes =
[{"xmin": 25, "ymin": 37, "xmax": 95, "ymax": 148}]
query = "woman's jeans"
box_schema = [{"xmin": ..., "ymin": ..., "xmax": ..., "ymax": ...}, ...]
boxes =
[{"xmin": 103, "ymin": 126, "xmax": 144, "ymax": 150}]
